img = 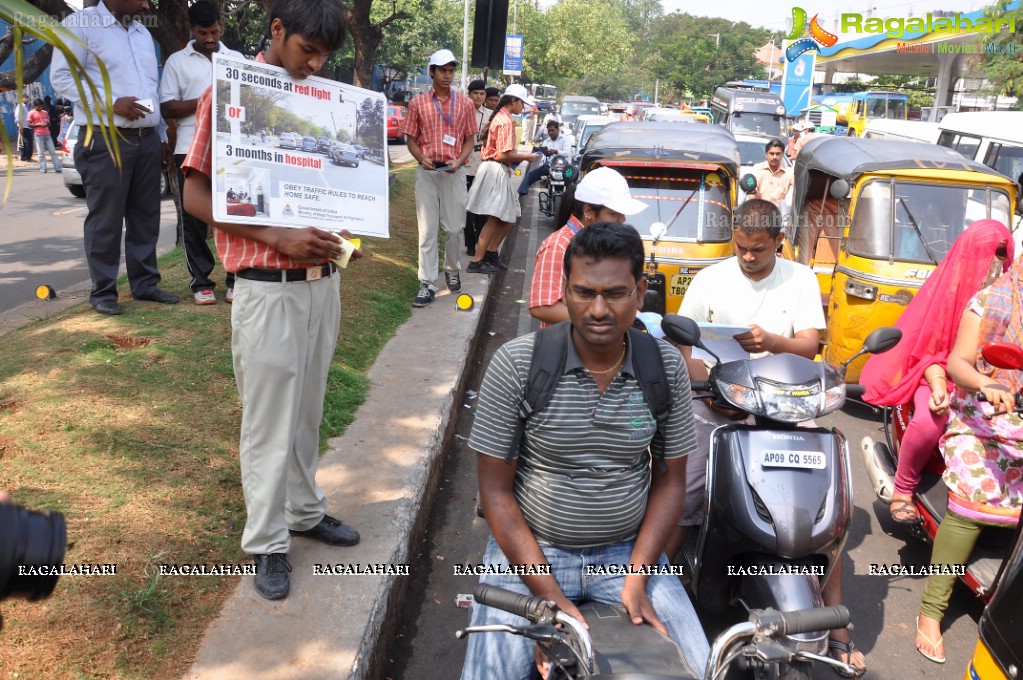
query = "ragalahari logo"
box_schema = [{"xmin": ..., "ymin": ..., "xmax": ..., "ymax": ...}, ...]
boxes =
[{"xmin": 784, "ymin": 7, "xmax": 838, "ymax": 61}]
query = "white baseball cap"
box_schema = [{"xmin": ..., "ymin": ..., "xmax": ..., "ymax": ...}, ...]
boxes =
[
  {"xmin": 503, "ymin": 83, "xmax": 535, "ymax": 105},
  {"xmin": 428, "ymin": 49, "xmax": 459, "ymax": 66},
  {"xmin": 574, "ymin": 167, "xmax": 648, "ymax": 216}
]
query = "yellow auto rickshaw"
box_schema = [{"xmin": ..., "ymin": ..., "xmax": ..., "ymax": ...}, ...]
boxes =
[
  {"xmin": 963, "ymin": 518, "xmax": 1023, "ymax": 680},
  {"xmin": 790, "ymin": 136, "xmax": 1018, "ymax": 382},
  {"xmin": 579, "ymin": 121, "xmax": 741, "ymax": 315}
]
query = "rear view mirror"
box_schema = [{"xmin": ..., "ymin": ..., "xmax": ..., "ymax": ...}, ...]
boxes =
[
  {"xmin": 863, "ymin": 327, "xmax": 902, "ymax": 355},
  {"xmin": 829, "ymin": 179, "xmax": 851, "ymax": 200},
  {"xmin": 661, "ymin": 314, "xmax": 701, "ymax": 346},
  {"xmin": 982, "ymin": 341, "xmax": 1023, "ymax": 370}
]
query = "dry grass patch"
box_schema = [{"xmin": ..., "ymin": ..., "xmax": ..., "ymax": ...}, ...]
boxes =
[{"xmin": 0, "ymin": 163, "xmax": 420, "ymax": 678}]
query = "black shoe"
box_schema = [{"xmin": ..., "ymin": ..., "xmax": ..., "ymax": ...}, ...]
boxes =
[
  {"xmin": 484, "ymin": 251, "xmax": 508, "ymax": 271},
  {"xmin": 133, "ymin": 287, "xmax": 180, "ymax": 304},
  {"xmin": 466, "ymin": 260, "xmax": 499, "ymax": 275},
  {"xmin": 93, "ymin": 299, "xmax": 123, "ymax": 316},
  {"xmin": 466, "ymin": 245, "xmax": 476, "ymax": 256},
  {"xmin": 445, "ymin": 272, "xmax": 462, "ymax": 292},
  {"xmin": 412, "ymin": 283, "xmax": 435, "ymax": 308},
  {"xmin": 289, "ymin": 514, "xmax": 360, "ymax": 546},
  {"xmin": 253, "ymin": 553, "xmax": 291, "ymax": 600}
]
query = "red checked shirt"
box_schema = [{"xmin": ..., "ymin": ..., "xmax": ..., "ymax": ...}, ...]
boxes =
[
  {"xmin": 182, "ymin": 53, "xmax": 326, "ymax": 272},
  {"xmin": 529, "ymin": 216, "xmax": 585, "ymax": 327},
  {"xmin": 401, "ymin": 88, "xmax": 476, "ymax": 163},
  {"xmin": 481, "ymin": 108, "xmax": 516, "ymax": 162}
]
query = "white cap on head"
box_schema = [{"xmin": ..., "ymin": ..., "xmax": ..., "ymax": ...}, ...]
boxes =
[
  {"xmin": 428, "ymin": 49, "xmax": 459, "ymax": 67},
  {"xmin": 574, "ymin": 167, "xmax": 648, "ymax": 216},
  {"xmin": 503, "ymin": 83, "xmax": 535, "ymax": 106}
]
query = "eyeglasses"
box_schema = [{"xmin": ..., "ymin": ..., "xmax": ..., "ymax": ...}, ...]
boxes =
[{"xmin": 566, "ymin": 282, "xmax": 639, "ymax": 305}]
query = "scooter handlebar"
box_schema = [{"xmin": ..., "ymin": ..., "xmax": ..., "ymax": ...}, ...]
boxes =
[
  {"xmin": 473, "ymin": 584, "xmax": 555, "ymax": 624},
  {"xmin": 752, "ymin": 605, "xmax": 850, "ymax": 636},
  {"xmin": 845, "ymin": 384, "xmax": 866, "ymax": 399}
]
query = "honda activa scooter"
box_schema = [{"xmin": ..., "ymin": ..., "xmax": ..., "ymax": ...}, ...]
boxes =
[
  {"xmin": 860, "ymin": 340, "xmax": 1023, "ymax": 601},
  {"xmin": 662, "ymin": 314, "xmax": 901, "ymax": 679},
  {"xmin": 538, "ymin": 153, "xmax": 575, "ymax": 218}
]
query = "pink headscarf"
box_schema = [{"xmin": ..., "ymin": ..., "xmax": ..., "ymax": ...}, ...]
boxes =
[{"xmin": 861, "ymin": 219, "xmax": 1013, "ymax": 406}]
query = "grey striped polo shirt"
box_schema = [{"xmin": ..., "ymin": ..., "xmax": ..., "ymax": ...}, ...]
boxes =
[{"xmin": 469, "ymin": 329, "xmax": 698, "ymax": 548}]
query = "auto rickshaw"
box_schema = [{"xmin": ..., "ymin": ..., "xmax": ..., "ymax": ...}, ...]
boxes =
[
  {"xmin": 963, "ymin": 517, "xmax": 1023, "ymax": 680},
  {"xmin": 578, "ymin": 121, "xmax": 741, "ymax": 315},
  {"xmin": 790, "ymin": 136, "xmax": 1017, "ymax": 382}
]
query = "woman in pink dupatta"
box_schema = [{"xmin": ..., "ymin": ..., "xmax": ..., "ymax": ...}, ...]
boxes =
[
  {"xmin": 860, "ymin": 220, "xmax": 1013, "ymax": 524},
  {"xmin": 915, "ymin": 255, "xmax": 1023, "ymax": 664}
]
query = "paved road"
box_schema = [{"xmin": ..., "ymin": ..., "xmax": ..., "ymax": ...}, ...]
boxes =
[{"xmin": 383, "ymin": 195, "xmax": 988, "ymax": 679}]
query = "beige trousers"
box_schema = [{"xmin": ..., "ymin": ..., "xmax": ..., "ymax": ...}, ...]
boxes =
[
  {"xmin": 231, "ymin": 273, "xmax": 341, "ymax": 555},
  {"xmin": 415, "ymin": 165, "xmax": 466, "ymax": 288}
]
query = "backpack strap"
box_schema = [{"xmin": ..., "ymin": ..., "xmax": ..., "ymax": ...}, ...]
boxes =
[
  {"xmin": 506, "ymin": 322, "xmax": 571, "ymax": 464},
  {"xmin": 627, "ymin": 328, "xmax": 673, "ymax": 472}
]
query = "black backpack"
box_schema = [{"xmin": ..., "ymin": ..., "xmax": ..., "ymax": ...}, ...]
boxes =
[{"xmin": 506, "ymin": 321, "xmax": 674, "ymax": 469}]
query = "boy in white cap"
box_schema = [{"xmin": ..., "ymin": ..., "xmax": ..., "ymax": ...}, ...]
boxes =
[
  {"xmin": 401, "ymin": 49, "xmax": 478, "ymax": 307},
  {"xmin": 529, "ymin": 167, "xmax": 647, "ymax": 327}
]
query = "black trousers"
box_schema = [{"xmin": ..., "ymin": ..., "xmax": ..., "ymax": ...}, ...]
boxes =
[
  {"xmin": 174, "ymin": 154, "xmax": 233, "ymax": 292},
  {"xmin": 464, "ymin": 175, "xmax": 486, "ymax": 253},
  {"xmin": 20, "ymin": 127, "xmax": 33, "ymax": 160},
  {"xmin": 74, "ymin": 131, "xmax": 162, "ymax": 305}
]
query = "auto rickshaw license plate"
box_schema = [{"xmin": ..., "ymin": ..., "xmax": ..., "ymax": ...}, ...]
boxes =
[
  {"xmin": 761, "ymin": 450, "xmax": 826, "ymax": 469},
  {"xmin": 669, "ymin": 273, "xmax": 694, "ymax": 297}
]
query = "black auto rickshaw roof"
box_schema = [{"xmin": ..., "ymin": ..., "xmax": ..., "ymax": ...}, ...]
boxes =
[
  {"xmin": 793, "ymin": 136, "xmax": 1008, "ymax": 211},
  {"xmin": 581, "ymin": 122, "xmax": 741, "ymax": 177}
]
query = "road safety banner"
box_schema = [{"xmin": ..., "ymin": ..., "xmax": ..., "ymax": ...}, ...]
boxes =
[{"xmin": 211, "ymin": 53, "xmax": 389, "ymax": 237}]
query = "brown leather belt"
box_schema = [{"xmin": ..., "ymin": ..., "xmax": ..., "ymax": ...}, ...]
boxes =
[{"xmin": 236, "ymin": 262, "xmax": 336, "ymax": 282}]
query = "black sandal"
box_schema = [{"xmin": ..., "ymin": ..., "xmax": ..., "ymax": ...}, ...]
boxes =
[
  {"xmin": 827, "ymin": 638, "xmax": 867, "ymax": 678},
  {"xmin": 889, "ymin": 498, "xmax": 921, "ymax": 525}
]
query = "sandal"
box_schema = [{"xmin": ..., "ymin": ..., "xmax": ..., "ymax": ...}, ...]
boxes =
[
  {"xmin": 827, "ymin": 638, "xmax": 867, "ymax": 678},
  {"xmin": 889, "ymin": 497, "xmax": 921, "ymax": 525},
  {"xmin": 915, "ymin": 617, "xmax": 946, "ymax": 664}
]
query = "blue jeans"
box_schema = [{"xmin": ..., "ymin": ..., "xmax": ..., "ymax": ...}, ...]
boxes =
[
  {"xmin": 460, "ymin": 537, "xmax": 709, "ymax": 680},
  {"xmin": 517, "ymin": 164, "xmax": 549, "ymax": 196}
]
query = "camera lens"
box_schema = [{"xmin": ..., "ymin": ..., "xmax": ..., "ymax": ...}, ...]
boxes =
[{"xmin": 0, "ymin": 504, "xmax": 67, "ymax": 601}]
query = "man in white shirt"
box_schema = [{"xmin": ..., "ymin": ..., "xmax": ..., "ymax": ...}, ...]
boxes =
[
  {"xmin": 517, "ymin": 120, "xmax": 570, "ymax": 197},
  {"xmin": 665, "ymin": 199, "xmax": 866, "ymax": 676},
  {"xmin": 50, "ymin": 0, "xmax": 178, "ymax": 316},
  {"xmin": 159, "ymin": 0, "xmax": 243, "ymax": 305},
  {"xmin": 14, "ymin": 95, "xmax": 33, "ymax": 161}
]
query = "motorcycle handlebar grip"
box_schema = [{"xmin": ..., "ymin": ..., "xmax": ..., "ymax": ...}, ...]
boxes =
[
  {"xmin": 755, "ymin": 606, "xmax": 850, "ymax": 636},
  {"xmin": 473, "ymin": 584, "xmax": 552, "ymax": 623},
  {"xmin": 690, "ymin": 380, "xmax": 711, "ymax": 392},
  {"xmin": 845, "ymin": 384, "xmax": 866, "ymax": 399}
]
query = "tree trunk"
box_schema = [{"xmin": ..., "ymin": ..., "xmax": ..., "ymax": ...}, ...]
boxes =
[{"xmin": 342, "ymin": 0, "xmax": 407, "ymax": 89}]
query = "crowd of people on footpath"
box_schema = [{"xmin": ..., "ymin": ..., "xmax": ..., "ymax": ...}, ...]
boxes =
[{"xmin": 35, "ymin": 0, "xmax": 1021, "ymax": 674}]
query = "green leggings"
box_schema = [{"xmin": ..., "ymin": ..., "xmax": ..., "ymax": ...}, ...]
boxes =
[{"xmin": 919, "ymin": 510, "xmax": 1002, "ymax": 621}]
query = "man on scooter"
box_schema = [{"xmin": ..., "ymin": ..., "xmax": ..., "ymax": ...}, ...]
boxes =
[
  {"xmin": 517, "ymin": 120, "xmax": 570, "ymax": 197},
  {"xmin": 665, "ymin": 199, "xmax": 866, "ymax": 677},
  {"xmin": 460, "ymin": 222, "xmax": 710, "ymax": 679}
]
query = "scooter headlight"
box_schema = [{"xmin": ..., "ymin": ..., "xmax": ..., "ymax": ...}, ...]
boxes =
[{"xmin": 754, "ymin": 378, "xmax": 822, "ymax": 423}]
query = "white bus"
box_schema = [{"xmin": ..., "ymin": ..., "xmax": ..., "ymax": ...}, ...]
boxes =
[
  {"xmin": 863, "ymin": 119, "xmax": 940, "ymax": 144},
  {"xmin": 937, "ymin": 111, "xmax": 1023, "ymax": 183}
]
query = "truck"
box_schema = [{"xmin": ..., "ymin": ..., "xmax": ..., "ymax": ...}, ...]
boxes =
[{"xmin": 526, "ymin": 83, "xmax": 558, "ymax": 113}]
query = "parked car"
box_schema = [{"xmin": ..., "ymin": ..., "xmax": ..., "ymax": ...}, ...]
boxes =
[
  {"xmin": 317, "ymin": 136, "xmax": 332, "ymax": 153},
  {"xmin": 279, "ymin": 132, "xmax": 300, "ymax": 149},
  {"xmin": 301, "ymin": 136, "xmax": 317, "ymax": 153},
  {"xmin": 330, "ymin": 142, "xmax": 361, "ymax": 167},
  {"xmin": 61, "ymin": 125, "xmax": 168, "ymax": 199},
  {"xmin": 387, "ymin": 105, "xmax": 407, "ymax": 144}
]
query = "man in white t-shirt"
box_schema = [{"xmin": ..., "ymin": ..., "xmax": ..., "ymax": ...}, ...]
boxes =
[
  {"xmin": 665, "ymin": 198, "xmax": 865, "ymax": 676},
  {"xmin": 159, "ymin": 0, "xmax": 243, "ymax": 305},
  {"xmin": 517, "ymin": 120, "xmax": 570, "ymax": 197}
]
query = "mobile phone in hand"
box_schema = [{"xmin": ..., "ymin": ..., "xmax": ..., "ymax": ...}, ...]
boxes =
[
  {"xmin": 136, "ymin": 98, "xmax": 154, "ymax": 113},
  {"xmin": 433, "ymin": 161, "xmax": 450, "ymax": 171}
]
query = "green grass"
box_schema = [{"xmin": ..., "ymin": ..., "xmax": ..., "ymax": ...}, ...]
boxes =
[{"xmin": 0, "ymin": 163, "xmax": 421, "ymax": 678}]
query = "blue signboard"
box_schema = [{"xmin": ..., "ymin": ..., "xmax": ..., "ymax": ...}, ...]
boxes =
[
  {"xmin": 780, "ymin": 45, "xmax": 814, "ymax": 117},
  {"xmin": 504, "ymin": 35, "xmax": 523, "ymax": 77}
]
